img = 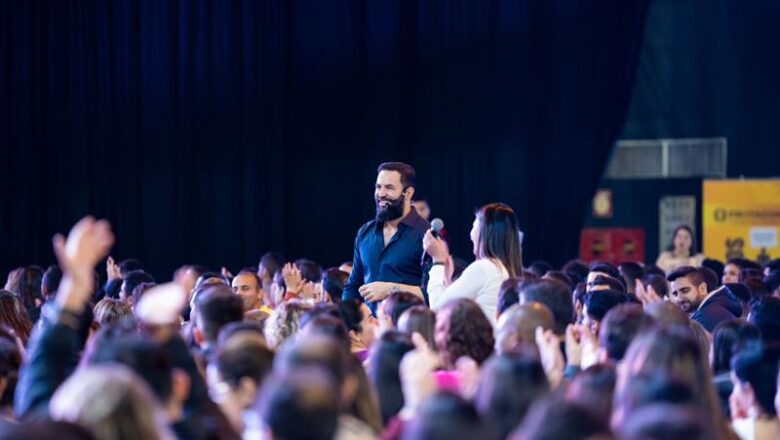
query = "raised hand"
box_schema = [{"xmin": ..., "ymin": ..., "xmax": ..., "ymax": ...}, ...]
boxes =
[
  {"xmin": 635, "ymin": 279, "xmax": 662, "ymax": 307},
  {"xmin": 422, "ymin": 229, "xmax": 449, "ymax": 263},
  {"xmin": 52, "ymin": 216, "xmax": 115, "ymax": 312},
  {"xmin": 282, "ymin": 263, "xmax": 303, "ymax": 294},
  {"xmin": 535, "ymin": 326, "xmax": 564, "ymax": 387}
]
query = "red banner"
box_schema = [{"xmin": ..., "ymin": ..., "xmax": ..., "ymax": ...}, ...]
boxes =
[{"xmin": 579, "ymin": 228, "xmax": 646, "ymax": 264}]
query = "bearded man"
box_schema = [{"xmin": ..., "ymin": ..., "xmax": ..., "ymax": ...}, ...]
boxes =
[{"xmin": 341, "ymin": 162, "xmax": 429, "ymax": 313}]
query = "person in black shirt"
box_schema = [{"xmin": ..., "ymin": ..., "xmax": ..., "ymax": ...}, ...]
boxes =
[{"xmin": 342, "ymin": 162, "xmax": 429, "ymax": 312}]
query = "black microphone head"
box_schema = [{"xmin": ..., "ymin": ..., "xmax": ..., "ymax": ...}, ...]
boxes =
[{"xmin": 431, "ymin": 218, "xmax": 445, "ymax": 233}]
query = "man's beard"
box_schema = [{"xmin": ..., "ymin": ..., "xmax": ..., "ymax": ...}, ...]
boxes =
[{"xmin": 376, "ymin": 194, "xmax": 405, "ymax": 222}]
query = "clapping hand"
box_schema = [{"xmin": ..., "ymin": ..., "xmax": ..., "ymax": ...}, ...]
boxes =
[
  {"xmin": 282, "ymin": 263, "xmax": 303, "ymax": 294},
  {"xmin": 535, "ymin": 326, "xmax": 564, "ymax": 387},
  {"xmin": 53, "ymin": 216, "xmax": 115, "ymax": 312},
  {"xmin": 635, "ymin": 279, "xmax": 662, "ymax": 307}
]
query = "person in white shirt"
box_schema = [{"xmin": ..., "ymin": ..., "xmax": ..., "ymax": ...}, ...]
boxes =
[{"xmin": 422, "ymin": 203, "xmax": 523, "ymax": 325}]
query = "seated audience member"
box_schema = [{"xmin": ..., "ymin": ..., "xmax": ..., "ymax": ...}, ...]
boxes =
[
  {"xmin": 702, "ymin": 258, "xmax": 725, "ymax": 283},
  {"xmin": 230, "ymin": 270, "xmax": 271, "ymax": 314},
  {"xmin": 339, "ymin": 261, "xmax": 354, "ymax": 275},
  {"xmin": 274, "ymin": 335, "xmax": 377, "ymax": 439},
  {"xmin": 5, "ymin": 266, "xmax": 43, "ymax": 324},
  {"xmin": 730, "ymin": 345, "xmax": 780, "ymax": 439},
  {"xmin": 494, "ymin": 302, "xmax": 554, "ymax": 355},
  {"xmin": 668, "ymin": 266, "xmax": 742, "ymax": 332},
  {"xmin": 217, "ymin": 321, "xmax": 265, "ymax": 346},
  {"xmin": 338, "ymin": 299, "xmax": 378, "ymax": 361},
  {"xmin": 404, "ymin": 391, "xmax": 493, "ymax": 440},
  {"xmin": 747, "ymin": 296, "xmax": 780, "ymax": 346},
  {"xmin": 474, "ymin": 352, "xmax": 549, "ymax": 439},
  {"xmin": 518, "ymin": 279, "xmax": 574, "ymax": 335},
  {"xmin": 723, "ymin": 258, "xmax": 762, "ymax": 285},
  {"xmin": 616, "ymin": 327, "xmax": 730, "ymax": 434},
  {"xmin": 368, "ymin": 331, "xmax": 415, "ymax": 425},
  {"xmin": 587, "ymin": 261, "xmax": 622, "ymax": 285},
  {"xmin": 322, "ymin": 268, "xmax": 350, "ymax": 304},
  {"xmin": 40, "ymin": 265, "xmax": 62, "ymax": 304},
  {"xmin": 513, "ymin": 394, "xmax": 609, "ymax": 440},
  {"xmin": 298, "ymin": 316, "xmax": 351, "ymax": 353},
  {"xmin": 496, "ymin": 278, "xmax": 532, "ymax": 320},
  {"xmin": 252, "ymin": 367, "xmax": 340, "ymax": 440},
  {"xmin": 642, "ymin": 274, "xmax": 669, "ymax": 301},
  {"xmin": 208, "ymin": 333, "xmax": 274, "ymax": 434},
  {"xmin": 264, "ymin": 300, "xmax": 311, "ymax": 350},
  {"xmin": 617, "ymin": 403, "xmax": 712, "ymax": 440},
  {"xmin": 92, "ymin": 298, "xmax": 132, "ymax": 327},
  {"xmin": 612, "ymin": 371, "xmax": 697, "ymax": 429},
  {"xmin": 710, "ymin": 320, "xmax": 761, "ymax": 418},
  {"xmin": 424, "ymin": 203, "xmax": 523, "ymax": 325},
  {"xmin": 655, "ymin": 225, "xmax": 704, "ymax": 274},
  {"xmin": 119, "ymin": 270, "xmax": 155, "ymax": 303},
  {"xmin": 619, "ymin": 262, "xmax": 644, "ymax": 295},
  {"xmin": 572, "ymin": 282, "xmax": 587, "ymax": 323},
  {"xmin": 598, "ymin": 304, "xmax": 655, "ymax": 363},
  {"xmin": 644, "ymin": 301, "xmax": 689, "ymax": 328},
  {"xmin": 528, "ymin": 261, "xmax": 553, "ymax": 279},
  {"xmin": 562, "ymin": 260, "xmax": 589, "ymax": 286},
  {"xmin": 256, "ymin": 252, "xmax": 285, "ymax": 300},
  {"xmin": 279, "ymin": 259, "xmax": 323, "ymax": 302},
  {"xmin": 376, "ymin": 291, "xmax": 425, "ymax": 336},
  {"xmin": 193, "ymin": 285, "xmax": 244, "ymax": 358},
  {"xmin": 542, "ymin": 270, "xmax": 573, "ymax": 289},
  {"xmin": 397, "ymin": 306, "xmax": 436, "ymax": 350},
  {"xmin": 565, "ymin": 364, "xmax": 617, "ymax": 426},
  {"xmin": 586, "ymin": 274, "xmax": 626, "ymax": 294},
  {"xmin": 49, "ymin": 365, "xmax": 174, "ymax": 440},
  {"xmin": 0, "ymin": 291, "xmax": 33, "ymax": 345},
  {"xmin": 435, "ymin": 299, "xmax": 494, "ymax": 369},
  {"xmin": 581, "ymin": 289, "xmax": 627, "ymax": 336}
]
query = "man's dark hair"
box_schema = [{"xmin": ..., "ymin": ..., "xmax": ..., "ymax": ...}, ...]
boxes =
[
  {"xmin": 118, "ymin": 259, "xmax": 144, "ymax": 277},
  {"xmin": 667, "ymin": 266, "xmax": 711, "ymax": 291},
  {"xmin": 589, "ymin": 261, "xmax": 621, "ymax": 280},
  {"xmin": 699, "ymin": 267, "xmax": 719, "ymax": 293},
  {"xmin": 727, "ymin": 258, "xmax": 762, "ymax": 272},
  {"xmin": 562, "ymin": 260, "xmax": 589, "ymax": 285},
  {"xmin": 585, "ymin": 289, "xmax": 628, "ymax": 323},
  {"xmin": 259, "ymin": 252, "xmax": 285, "ymax": 279},
  {"xmin": 765, "ymin": 272, "xmax": 780, "ymax": 295},
  {"xmin": 589, "ymin": 275, "xmax": 626, "ymax": 293},
  {"xmin": 121, "ymin": 270, "xmax": 155, "ymax": 299},
  {"xmin": 619, "ymin": 262, "xmax": 644, "ymax": 293},
  {"xmin": 377, "ymin": 162, "xmax": 416, "ymax": 189},
  {"xmin": 217, "ymin": 321, "xmax": 265, "ymax": 346},
  {"xmin": 731, "ymin": 344, "xmax": 780, "ymax": 416},
  {"xmin": 748, "ymin": 296, "xmax": 780, "ymax": 346},
  {"xmin": 528, "ymin": 261, "xmax": 553, "ymax": 278},
  {"xmin": 102, "ymin": 278, "xmax": 123, "ymax": 300},
  {"xmin": 131, "ymin": 282, "xmax": 156, "ymax": 308},
  {"xmin": 643, "ymin": 265, "xmax": 666, "ymax": 278},
  {"xmin": 236, "ymin": 270, "xmax": 262, "ymax": 288},
  {"xmin": 196, "ymin": 285, "xmax": 244, "ymax": 343},
  {"xmin": 294, "ymin": 259, "xmax": 323, "ymax": 283},
  {"xmin": 543, "ymin": 271, "xmax": 573, "ymax": 289},
  {"xmin": 41, "ymin": 265, "xmax": 62, "ymax": 300},
  {"xmin": 702, "ymin": 259, "xmax": 725, "ymax": 287},
  {"xmin": 214, "ymin": 335, "xmax": 274, "ymax": 389},
  {"xmin": 322, "ymin": 269, "xmax": 349, "ymax": 304},
  {"xmin": 642, "ymin": 274, "xmax": 669, "ymax": 299},
  {"xmin": 89, "ymin": 333, "xmax": 174, "ymax": 403},
  {"xmin": 384, "ymin": 291, "xmax": 424, "ymax": 326},
  {"xmin": 258, "ymin": 367, "xmax": 340, "ymax": 440},
  {"xmin": 599, "ymin": 304, "xmax": 655, "ymax": 361},
  {"xmin": 405, "ymin": 391, "xmax": 492, "ymax": 440},
  {"xmin": 519, "ymin": 279, "xmax": 574, "ymax": 335},
  {"xmin": 300, "ymin": 303, "xmax": 341, "ymax": 328}
]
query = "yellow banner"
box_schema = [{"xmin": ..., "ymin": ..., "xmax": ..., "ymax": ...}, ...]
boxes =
[{"xmin": 703, "ymin": 179, "xmax": 780, "ymax": 263}]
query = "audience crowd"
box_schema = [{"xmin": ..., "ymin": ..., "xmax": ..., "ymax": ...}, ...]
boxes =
[{"xmin": 1, "ymin": 170, "xmax": 780, "ymax": 439}]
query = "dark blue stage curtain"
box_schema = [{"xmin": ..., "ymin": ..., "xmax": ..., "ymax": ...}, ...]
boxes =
[{"xmin": 0, "ymin": 1, "xmax": 648, "ymax": 279}]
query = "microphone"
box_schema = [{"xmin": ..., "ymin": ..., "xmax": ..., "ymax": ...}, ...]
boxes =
[
  {"xmin": 430, "ymin": 218, "xmax": 445, "ymax": 238},
  {"xmin": 421, "ymin": 218, "xmax": 445, "ymax": 266}
]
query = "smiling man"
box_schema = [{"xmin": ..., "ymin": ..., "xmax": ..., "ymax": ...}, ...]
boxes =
[
  {"xmin": 668, "ymin": 266, "xmax": 742, "ymax": 332},
  {"xmin": 342, "ymin": 162, "xmax": 429, "ymax": 313}
]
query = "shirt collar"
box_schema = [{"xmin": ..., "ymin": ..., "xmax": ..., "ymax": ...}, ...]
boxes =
[
  {"xmin": 697, "ymin": 285, "xmax": 726, "ymax": 312},
  {"xmin": 400, "ymin": 208, "xmax": 427, "ymax": 228}
]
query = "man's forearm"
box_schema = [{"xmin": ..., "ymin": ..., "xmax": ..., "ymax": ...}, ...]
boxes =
[{"xmin": 391, "ymin": 283, "xmax": 424, "ymax": 300}]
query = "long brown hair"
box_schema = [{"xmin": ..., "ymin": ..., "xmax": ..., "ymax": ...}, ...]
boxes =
[
  {"xmin": 476, "ymin": 203, "xmax": 523, "ymax": 278},
  {"xmin": 0, "ymin": 290, "xmax": 33, "ymax": 345}
]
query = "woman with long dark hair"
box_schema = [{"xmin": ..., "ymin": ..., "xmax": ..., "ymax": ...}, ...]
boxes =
[{"xmin": 423, "ymin": 202, "xmax": 523, "ymax": 324}]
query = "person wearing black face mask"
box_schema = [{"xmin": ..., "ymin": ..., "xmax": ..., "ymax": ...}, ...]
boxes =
[{"xmin": 342, "ymin": 162, "xmax": 430, "ymax": 313}]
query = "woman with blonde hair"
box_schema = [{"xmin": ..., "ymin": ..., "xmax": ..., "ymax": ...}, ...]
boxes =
[
  {"xmin": 263, "ymin": 300, "xmax": 311, "ymax": 350},
  {"xmin": 49, "ymin": 364, "xmax": 174, "ymax": 440}
]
